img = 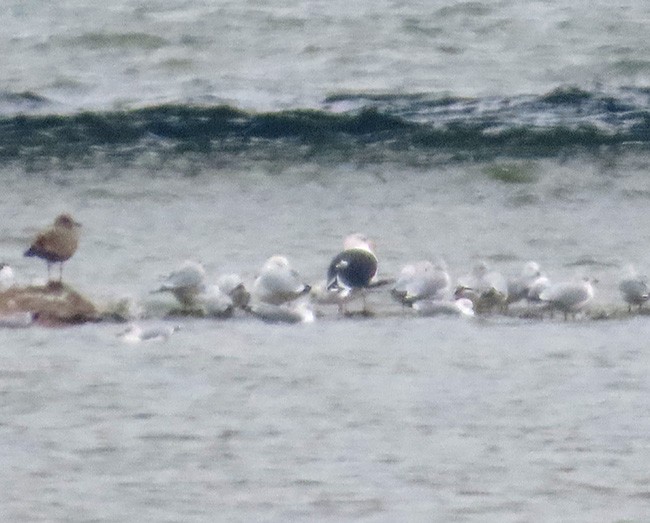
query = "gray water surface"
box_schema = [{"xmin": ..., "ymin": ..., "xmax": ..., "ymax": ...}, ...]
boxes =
[
  {"xmin": 1, "ymin": 316, "xmax": 649, "ymax": 521},
  {"xmin": 4, "ymin": 0, "xmax": 649, "ymax": 111},
  {"xmin": 1, "ymin": 156, "xmax": 650, "ymax": 520}
]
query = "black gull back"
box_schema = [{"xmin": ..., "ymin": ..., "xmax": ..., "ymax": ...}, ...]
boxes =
[{"xmin": 327, "ymin": 249, "xmax": 378, "ymax": 290}]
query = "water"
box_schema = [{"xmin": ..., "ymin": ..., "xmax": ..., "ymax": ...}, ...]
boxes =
[
  {"xmin": 2, "ymin": 317, "xmax": 650, "ymax": 521},
  {"xmin": 2, "ymin": 1, "xmax": 650, "ymax": 521},
  {"xmin": 4, "ymin": 0, "xmax": 650, "ymax": 110}
]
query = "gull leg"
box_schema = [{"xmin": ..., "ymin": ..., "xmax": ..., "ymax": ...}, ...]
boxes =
[{"xmin": 361, "ymin": 291, "xmax": 371, "ymax": 315}]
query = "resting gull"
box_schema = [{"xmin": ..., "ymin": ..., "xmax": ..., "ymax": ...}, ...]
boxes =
[
  {"xmin": 507, "ymin": 261, "xmax": 544, "ymax": 305},
  {"xmin": 196, "ymin": 284, "xmax": 235, "ymax": 318},
  {"xmin": 392, "ymin": 260, "xmax": 451, "ymax": 305},
  {"xmin": 310, "ymin": 279, "xmax": 358, "ymax": 311},
  {"xmin": 216, "ymin": 273, "xmax": 251, "ymax": 309},
  {"xmin": 154, "ymin": 260, "xmax": 206, "ymax": 308},
  {"xmin": 118, "ymin": 323, "xmax": 180, "ymax": 344},
  {"xmin": 252, "ymin": 255, "xmax": 310, "ymax": 305},
  {"xmin": 527, "ymin": 273, "xmax": 551, "ymax": 303},
  {"xmin": 456, "ymin": 261, "xmax": 508, "ymax": 312}
]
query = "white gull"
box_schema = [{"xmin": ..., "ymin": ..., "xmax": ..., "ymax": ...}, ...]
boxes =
[
  {"xmin": 507, "ymin": 261, "xmax": 544, "ymax": 305},
  {"xmin": 216, "ymin": 273, "xmax": 251, "ymax": 309},
  {"xmin": 252, "ymin": 255, "xmax": 310, "ymax": 305},
  {"xmin": 539, "ymin": 277, "xmax": 595, "ymax": 319},
  {"xmin": 456, "ymin": 261, "xmax": 508, "ymax": 312},
  {"xmin": 618, "ymin": 265, "xmax": 649, "ymax": 312},
  {"xmin": 392, "ymin": 260, "xmax": 451, "ymax": 305},
  {"xmin": 154, "ymin": 260, "xmax": 206, "ymax": 308},
  {"xmin": 196, "ymin": 285, "xmax": 235, "ymax": 318},
  {"xmin": 527, "ymin": 274, "xmax": 551, "ymax": 303},
  {"xmin": 118, "ymin": 323, "xmax": 180, "ymax": 344}
]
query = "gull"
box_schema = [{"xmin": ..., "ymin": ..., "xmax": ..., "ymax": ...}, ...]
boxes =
[
  {"xmin": 326, "ymin": 233, "xmax": 379, "ymax": 313},
  {"xmin": 411, "ymin": 298, "xmax": 475, "ymax": 317},
  {"xmin": 118, "ymin": 323, "xmax": 180, "ymax": 344},
  {"xmin": 24, "ymin": 213, "xmax": 81, "ymax": 282},
  {"xmin": 251, "ymin": 255, "xmax": 310, "ymax": 305},
  {"xmin": 310, "ymin": 279, "xmax": 359, "ymax": 312},
  {"xmin": 527, "ymin": 274, "xmax": 551, "ymax": 303},
  {"xmin": 539, "ymin": 277, "xmax": 595, "ymax": 320},
  {"xmin": 216, "ymin": 273, "xmax": 251, "ymax": 309},
  {"xmin": 618, "ymin": 265, "xmax": 649, "ymax": 312},
  {"xmin": 0, "ymin": 263, "xmax": 15, "ymax": 291},
  {"xmin": 392, "ymin": 260, "xmax": 451, "ymax": 305},
  {"xmin": 245, "ymin": 299, "xmax": 315, "ymax": 324},
  {"xmin": 154, "ymin": 260, "xmax": 206, "ymax": 308},
  {"xmin": 507, "ymin": 261, "xmax": 544, "ymax": 305},
  {"xmin": 456, "ymin": 261, "xmax": 508, "ymax": 312},
  {"xmin": 196, "ymin": 284, "xmax": 235, "ymax": 318}
]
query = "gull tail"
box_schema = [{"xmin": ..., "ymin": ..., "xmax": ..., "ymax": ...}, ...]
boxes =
[{"xmin": 327, "ymin": 276, "xmax": 341, "ymax": 291}]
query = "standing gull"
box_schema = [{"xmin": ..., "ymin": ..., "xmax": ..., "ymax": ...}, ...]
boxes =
[
  {"xmin": 618, "ymin": 265, "xmax": 649, "ymax": 312},
  {"xmin": 327, "ymin": 233, "xmax": 378, "ymax": 314},
  {"xmin": 24, "ymin": 213, "xmax": 81, "ymax": 282},
  {"xmin": 539, "ymin": 277, "xmax": 595, "ymax": 320}
]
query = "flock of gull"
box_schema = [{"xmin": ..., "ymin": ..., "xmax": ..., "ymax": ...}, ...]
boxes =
[
  {"xmin": 3, "ymin": 214, "xmax": 649, "ymax": 338},
  {"xmin": 140, "ymin": 234, "xmax": 650, "ymax": 330}
]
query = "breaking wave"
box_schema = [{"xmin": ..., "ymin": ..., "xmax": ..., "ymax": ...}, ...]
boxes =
[{"xmin": 1, "ymin": 86, "xmax": 648, "ymax": 165}]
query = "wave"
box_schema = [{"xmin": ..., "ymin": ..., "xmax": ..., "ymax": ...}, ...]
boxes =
[{"xmin": 1, "ymin": 86, "xmax": 649, "ymax": 164}]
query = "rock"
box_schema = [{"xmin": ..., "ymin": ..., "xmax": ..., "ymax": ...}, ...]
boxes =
[{"xmin": 0, "ymin": 282, "xmax": 99, "ymax": 326}]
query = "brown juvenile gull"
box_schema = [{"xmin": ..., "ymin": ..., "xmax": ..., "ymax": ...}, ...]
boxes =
[{"xmin": 24, "ymin": 213, "xmax": 81, "ymax": 282}]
